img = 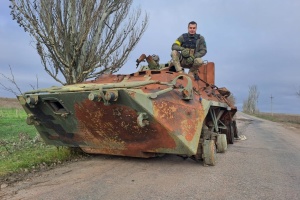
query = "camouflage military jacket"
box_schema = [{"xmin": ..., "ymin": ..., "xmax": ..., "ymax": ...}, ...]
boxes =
[{"xmin": 172, "ymin": 33, "xmax": 207, "ymax": 58}]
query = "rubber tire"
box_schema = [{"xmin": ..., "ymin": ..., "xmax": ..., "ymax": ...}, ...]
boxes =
[
  {"xmin": 232, "ymin": 120, "xmax": 239, "ymax": 138},
  {"xmin": 203, "ymin": 140, "xmax": 216, "ymax": 166},
  {"xmin": 216, "ymin": 134, "xmax": 227, "ymax": 153},
  {"xmin": 227, "ymin": 123, "xmax": 234, "ymax": 144}
]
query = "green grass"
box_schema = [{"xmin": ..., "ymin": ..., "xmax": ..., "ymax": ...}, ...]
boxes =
[
  {"xmin": 0, "ymin": 146, "xmax": 71, "ymax": 176},
  {"xmin": 0, "ymin": 108, "xmax": 32, "ymax": 140},
  {"xmin": 0, "ymin": 108, "xmax": 76, "ymax": 177}
]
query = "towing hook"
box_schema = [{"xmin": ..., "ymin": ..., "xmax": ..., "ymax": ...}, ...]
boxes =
[{"xmin": 137, "ymin": 112, "xmax": 149, "ymax": 127}]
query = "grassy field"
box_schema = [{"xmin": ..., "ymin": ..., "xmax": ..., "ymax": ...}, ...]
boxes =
[
  {"xmin": 0, "ymin": 107, "xmax": 76, "ymax": 177},
  {"xmin": 253, "ymin": 112, "xmax": 300, "ymax": 124}
]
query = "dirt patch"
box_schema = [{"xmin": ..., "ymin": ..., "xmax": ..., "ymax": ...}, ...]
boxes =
[
  {"xmin": 280, "ymin": 122, "xmax": 300, "ymax": 134},
  {"xmin": 0, "ymin": 97, "xmax": 22, "ymax": 109}
]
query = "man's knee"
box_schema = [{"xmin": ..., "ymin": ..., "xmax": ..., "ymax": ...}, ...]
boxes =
[
  {"xmin": 171, "ymin": 50, "xmax": 180, "ymax": 59},
  {"xmin": 189, "ymin": 58, "xmax": 203, "ymax": 74},
  {"xmin": 193, "ymin": 58, "xmax": 203, "ymax": 66}
]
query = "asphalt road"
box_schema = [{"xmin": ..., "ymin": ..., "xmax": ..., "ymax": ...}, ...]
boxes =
[{"xmin": 1, "ymin": 112, "xmax": 300, "ymax": 200}]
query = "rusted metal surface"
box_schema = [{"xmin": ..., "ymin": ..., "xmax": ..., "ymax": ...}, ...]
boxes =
[
  {"xmin": 198, "ymin": 62, "xmax": 215, "ymax": 85},
  {"xmin": 18, "ymin": 61, "xmax": 238, "ymax": 164},
  {"xmin": 74, "ymin": 99, "xmax": 176, "ymax": 157}
]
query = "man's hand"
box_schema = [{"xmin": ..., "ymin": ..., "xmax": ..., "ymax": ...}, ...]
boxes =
[
  {"xmin": 179, "ymin": 46, "xmax": 185, "ymax": 51},
  {"xmin": 186, "ymin": 55, "xmax": 194, "ymax": 65},
  {"xmin": 181, "ymin": 48, "xmax": 190, "ymax": 58}
]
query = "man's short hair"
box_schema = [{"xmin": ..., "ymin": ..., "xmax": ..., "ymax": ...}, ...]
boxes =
[{"xmin": 188, "ymin": 21, "xmax": 197, "ymax": 26}]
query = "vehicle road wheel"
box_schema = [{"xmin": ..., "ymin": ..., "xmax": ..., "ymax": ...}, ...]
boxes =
[
  {"xmin": 202, "ymin": 140, "xmax": 216, "ymax": 166},
  {"xmin": 226, "ymin": 122, "xmax": 234, "ymax": 144},
  {"xmin": 232, "ymin": 120, "xmax": 239, "ymax": 138},
  {"xmin": 216, "ymin": 134, "xmax": 227, "ymax": 153}
]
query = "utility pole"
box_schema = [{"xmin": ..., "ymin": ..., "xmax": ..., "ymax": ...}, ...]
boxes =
[{"xmin": 270, "ymin": 94, "xmax": 274, "ymax": 116}]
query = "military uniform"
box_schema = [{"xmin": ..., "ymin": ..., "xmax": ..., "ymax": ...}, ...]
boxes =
[{"xmin": 171, "ymin": 33, "xmax": 207, "ymax": 73}]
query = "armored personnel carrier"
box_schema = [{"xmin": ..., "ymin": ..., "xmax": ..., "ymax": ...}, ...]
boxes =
[{"xmin": 17, "ymin": 58, "xmax": 238, "ymax": 166}]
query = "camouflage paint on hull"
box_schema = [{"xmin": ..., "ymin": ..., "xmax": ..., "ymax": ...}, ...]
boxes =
[{"xmin": 18, "ymin": 62, "xmax": 237, "ymax": 158}]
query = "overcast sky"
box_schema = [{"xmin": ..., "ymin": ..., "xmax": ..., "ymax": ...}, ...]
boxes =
[{"xmin": 1, "ymin": 0, "xmax": 300, "ymax": 114}]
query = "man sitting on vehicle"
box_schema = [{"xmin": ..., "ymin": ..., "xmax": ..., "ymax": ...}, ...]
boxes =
[{"xmin": 171, "ymin": 21, "xmax": 207, "ymax": 75}]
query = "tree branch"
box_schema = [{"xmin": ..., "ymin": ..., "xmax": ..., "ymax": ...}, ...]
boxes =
[
  {"xmin": 10, "ymin": 0, "xmax": 148, "ymax": 84},
  {"xmin": 0, "ymin": 65, "xmax": 23, "ymax": 96}
]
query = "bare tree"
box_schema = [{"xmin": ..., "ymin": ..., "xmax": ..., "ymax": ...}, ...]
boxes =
[
  {"xmin": 243, "ymin": 85, "xmax": 259, "ymax": 114},
  {"xmin": 10, "ymin": 0, "xmax": 149, "ymax": 85}
]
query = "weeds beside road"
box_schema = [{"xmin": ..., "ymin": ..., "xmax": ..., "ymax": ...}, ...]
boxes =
[
  {"xmin": 0, "ymin": 107, "xmax": 81, "ymax": 181},
  {"xmin": 251, "ymin": 112, "xmax": 300, "ymax": 131}
]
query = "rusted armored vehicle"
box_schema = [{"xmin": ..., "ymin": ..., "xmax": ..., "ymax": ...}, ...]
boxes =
[{"xmin": 17, "ymin": 58, "xmax": 238, "ymax": 165}]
